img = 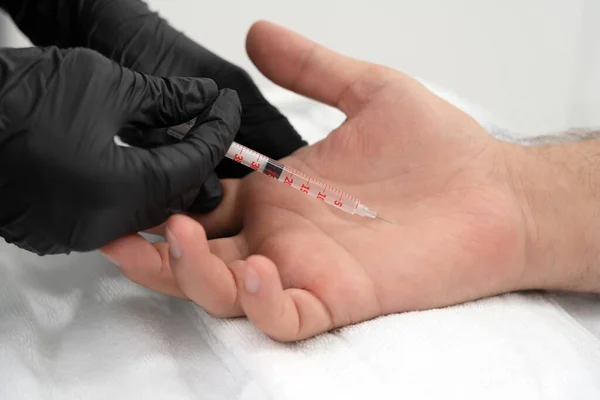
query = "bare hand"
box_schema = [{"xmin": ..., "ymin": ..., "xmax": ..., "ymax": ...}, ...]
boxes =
[{"xmin": 102, "ymin": 21, "xmax": 536, "ymax": 341}]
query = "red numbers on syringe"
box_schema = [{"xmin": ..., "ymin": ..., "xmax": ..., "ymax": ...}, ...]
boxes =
[
  {"xmin": 227, "ymin": 143, "xmax": 267, "ymax": 173},
  {"xmin": 226, "ymin": 141, "xmax": 360, "ymax": 215},
  {"xmin": 279, "ymin": 167, "xmax": 359, "ymax": 214}
]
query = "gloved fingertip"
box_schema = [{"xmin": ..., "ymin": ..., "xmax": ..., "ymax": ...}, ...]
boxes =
[
  {"xmin": 209, "ymin": 88, "xmax": 242, "ymax": 137},
  {"xmin": 188, "ymin": 77, "xmax": 219, "ymax": 102},
  {"xmin": 187, "ymin": 173, "xmax": 223, "ymax": 214},
  {"xmin": 165, "ymin": 76, "xmax": 221, "ymax": 122}
]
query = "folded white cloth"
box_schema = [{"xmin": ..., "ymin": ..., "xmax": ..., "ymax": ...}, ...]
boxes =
[
  {"xmin": 199, "ymin": 293, "xmax": 600, "ymax": 400},
  {"xmin": 1, "ymin": 83, "xmax": 600, "ymax": 400}
]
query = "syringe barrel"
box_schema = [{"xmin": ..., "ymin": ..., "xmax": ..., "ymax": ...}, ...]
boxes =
[
  {"xmin": 226, "ymin": 142, "xmax": 363, "ymax": 216},
  {"xmin": 225, "ymin": 142, "xmax": 284, "ymax": 177},
  {"xmin": 167, "ymin": 120, "xmax": 377, "ymax": 219}
]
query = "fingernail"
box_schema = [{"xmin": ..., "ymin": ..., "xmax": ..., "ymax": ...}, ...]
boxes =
[
  {"xmin": 166, "ymin": 228, "xmax": 182, "ymax": 260},
  {"xmin": 244, "ymin": 265, "xmax": 261, "ymax": 294}
]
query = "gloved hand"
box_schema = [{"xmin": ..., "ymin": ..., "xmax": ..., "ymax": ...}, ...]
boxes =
[
  {"xmin": 0, "ymin": 46, "xmax": 241, "ymax": 255},
  {"xmin": 1, "ymin": 0, "xmax": 307, "ymax": 190}
]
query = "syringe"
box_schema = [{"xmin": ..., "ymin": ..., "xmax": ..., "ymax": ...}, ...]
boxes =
[{"xmin": 167, "ymin": 120, "xmax": 392, "ymax": 223}]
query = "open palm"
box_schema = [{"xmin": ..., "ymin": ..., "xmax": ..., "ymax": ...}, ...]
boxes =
[{"xmin": 103, "ymin": 22, "xmax": 531, "ymax": 341}]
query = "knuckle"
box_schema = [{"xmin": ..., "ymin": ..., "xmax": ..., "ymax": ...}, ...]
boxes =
[
  {"xmin": 205, "ymin": 304, "xmax": 237, "ymax": 319},
  {"xmin": 64, "ymin": 47, "xmax": 107, "ymax": 74},
  {"xmin": 202, "ymin": 287, "xmax": 240, "ymax": 319},
  {"xmin": 266, "ymin": 328, "xmax": 296, "ymax": 343}
]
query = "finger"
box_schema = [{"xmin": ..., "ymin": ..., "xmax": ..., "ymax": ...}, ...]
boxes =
[
  {"xmin": 123, "ymin": 71, "xmax": 218, "ymax": 129},
  {"xmin": 166, "ymin": 214, "xmax": 243, "ymax": 318},
  {"xmin": 142, "ymin": 178, "xmax": 241, "ymax": 239},
  {"xmin": 246, "ymin": 21, "xmax": 388, "ymax": 116},
  {"xmin": 126, "ymin": 89, "xmax": 241, "ymax": 207},
  {"xmin": 142, "ymin": 229, "xmax": 245, "ymax": 265},
  {"xmin": 232, "ymin": 255, "xmax": 334, "ymax": 342},
  {"xmin": 190, "ymin": 179, "xmax": 244, "ymax": 239},
  {"xmin": 209, "ymin": 235, "xmax": 248, "ymax": 265},
  {"xmin": 100, "ymin": 235, "xmax": 186, "ymax": 298}
]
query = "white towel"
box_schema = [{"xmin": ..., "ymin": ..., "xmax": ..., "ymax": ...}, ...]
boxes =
[
  {"xmin": 1, "ymin": 83, "xmax": 600, "ymax": 400},
  {"xmin": 198, "ymin": 293, "xmax": 600, "ymax": 400}
]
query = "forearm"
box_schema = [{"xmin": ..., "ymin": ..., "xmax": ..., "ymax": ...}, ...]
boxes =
[{"xmin": 509, "ymin": 137, "xmax": 600, "ymax": 292}]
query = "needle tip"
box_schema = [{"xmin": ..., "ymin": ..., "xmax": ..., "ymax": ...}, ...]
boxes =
[{"xmin": 376, "ymin": 215, "xmax": 395, "ymax": 224}]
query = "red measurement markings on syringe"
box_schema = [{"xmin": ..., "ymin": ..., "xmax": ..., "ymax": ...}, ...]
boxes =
[
  {"xmin": 245, "ymin": 148, "xmax": 266, "ymax": 170},
  {"xmin": 283, "ymin": 166, "xmax": 359, "ymax": 209},
  {"xmin": 233, "ymin": 144, "xmax": 367, "ymax": 215},
  {"xmin": 231, "ymin": 144, "xmax": 267, "ymax": 171}
]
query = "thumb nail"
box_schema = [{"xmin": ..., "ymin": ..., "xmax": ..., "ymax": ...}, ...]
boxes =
[
  {"xmin": 244, "ymin": 264, "xmax": 261, "ymax": 294},
  {"xmin": 166, "ymin": 228, "xmax": 182, "ymax": 260}
]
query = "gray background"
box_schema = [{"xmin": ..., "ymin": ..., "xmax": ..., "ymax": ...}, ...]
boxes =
[{"xmin": 2, "ymin": 0, "xmax": 600, "ymax": 134}]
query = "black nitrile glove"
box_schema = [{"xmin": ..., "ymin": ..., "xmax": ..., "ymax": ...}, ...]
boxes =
[
  {"xmin": 1, "ymin": 0, "xmax": 308, "ymax": 202},
  {"xmin": 0, "ymin": 46, "xmax": 241, "ymax": 255}
]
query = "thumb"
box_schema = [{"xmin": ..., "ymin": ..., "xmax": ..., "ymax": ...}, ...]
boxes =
[
  {"xmin": 246, "ymin": 21, "xmax": 388, "ymax": 116},
  {"xmin": 122, "ymin": 70, "xmax": 219, "ymax": 129}
]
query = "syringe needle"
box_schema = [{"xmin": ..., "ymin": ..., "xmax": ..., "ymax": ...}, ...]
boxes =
[{"xmin": 376, "ymin": 215, "xmax": 395, "ymax": 224}]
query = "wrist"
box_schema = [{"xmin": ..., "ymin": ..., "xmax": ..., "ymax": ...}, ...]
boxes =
[{"xmin": 506, "ymin": 139, "xmax": 600, "ymax": 292}]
